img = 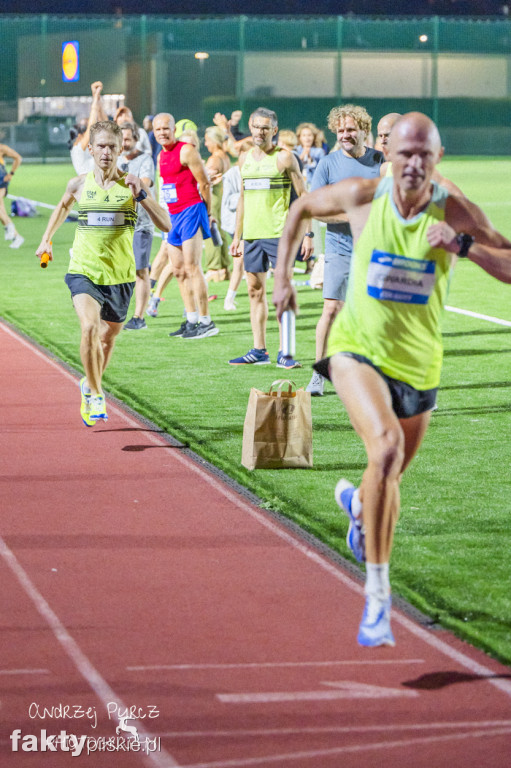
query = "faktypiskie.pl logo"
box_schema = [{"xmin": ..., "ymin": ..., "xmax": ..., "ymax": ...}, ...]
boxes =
[{"xmin": 10, "ymin": 702, "xmax": 161, "ymax": 756}]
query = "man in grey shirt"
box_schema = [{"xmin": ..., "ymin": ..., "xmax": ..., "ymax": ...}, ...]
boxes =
[
  {"xmin": 307, "ymin": 104, "xmax": 384, "ymax": 395},
  {"xmin": 118, "ymin": 122, "xmax": 155, "ymax": 330}
]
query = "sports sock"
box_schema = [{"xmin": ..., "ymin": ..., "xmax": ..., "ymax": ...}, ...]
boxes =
[
  {"xmin": 186, "ymin": 311, "xmax": 199, "ymax": 324},
  {"xmin": 199, "ymin": 315, "xmax": 211, "ymax": 325},
  {"xmin": 365, "ymin": 562, "xmax": 390, "ymax": 601},
  {"xmin": 225, "ymin": 289, "xmax": 237, "ymax": 302}
]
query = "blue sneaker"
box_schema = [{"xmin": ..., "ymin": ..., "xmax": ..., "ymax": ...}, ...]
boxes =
[
  {"xmin": 335, "ymin": 479, "xmax": 365, "ymax": 562},
  {"xmin": 276, "ymin": 351, "xmax": 302, "ymax": 369},
  {"xmin": 229, "ymin": 348, "xmax": 271, "ymax": 365},
  {"xmin": 357, "ymin": 595, "xmax": 395, "ymax": 648}
]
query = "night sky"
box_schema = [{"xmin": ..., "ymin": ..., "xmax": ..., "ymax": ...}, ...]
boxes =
[{"xmin": 1, "ymin": 0, "xmax": 508, "ymax": 16}]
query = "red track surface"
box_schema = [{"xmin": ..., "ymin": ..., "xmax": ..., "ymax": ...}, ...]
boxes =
[{"xmin": 1, "ymin": 320, "xmax": 510, "ymax": 768}]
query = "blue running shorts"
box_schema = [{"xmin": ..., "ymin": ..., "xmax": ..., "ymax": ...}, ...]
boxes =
[{"xmin": 167, "ymin": 202, "xmax": 211, "ymax": 247}]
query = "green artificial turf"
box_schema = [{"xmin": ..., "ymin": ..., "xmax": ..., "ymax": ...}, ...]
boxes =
[{"xmin": 1, "ymin": 159, "xmax": 511, "ymax": 664}]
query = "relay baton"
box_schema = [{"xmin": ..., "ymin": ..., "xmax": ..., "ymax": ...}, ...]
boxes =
[
  {"xmin": 40, "ymin": 242, "xmax": 52, "ymax": 269},
  {"xmin": 281, "ymin": 309, "xmax": 296, "ymax": 359}
]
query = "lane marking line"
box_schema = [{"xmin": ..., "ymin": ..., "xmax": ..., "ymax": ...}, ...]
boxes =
[
  {"xmin": 0, "ymin": 537, "xmax": 180, "ymax": 768},
  {"xmin": 181, "ymin": 727, "xmax": 511, "ymax": 768},
  {"xmin": 0, "ymin": 668, "xmax": 50, "ymax": 676},
  {"xmin": 156, "ymin": 719, "xmax": 511, "ymax": 739},
  {"xmin": 445, "ymin": 304, "xmax": 511, "ymax": 327},
  {"xmin": 217, "ymin": 680, "xmax": 419, "ymax": 703},
  {"xmin": 127, "ymin": 659, "xmax": 424, "ymax": 671},
  {"xmin": 2, "ymin": 321, "xmax": 511, "ymax": 701}
]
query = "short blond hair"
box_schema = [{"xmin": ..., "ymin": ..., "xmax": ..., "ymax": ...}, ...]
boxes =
[
  {"xmin": 278, "ymin": 129, "xmax": 298, "ymax": 150},
  {"xmin": 179, "ymin": 129, "xmax": 200, "ymax": 149},
  {"xmin": 89, "ymin": 120, "xmax": 122, "ymax": 147},
  {"xmin": 205, "ymin": 126, "xmax": 225, "ymax": 147},
  {"xmin": 327, "ymin": 104, "xmax": 372, "ymax": 138}
]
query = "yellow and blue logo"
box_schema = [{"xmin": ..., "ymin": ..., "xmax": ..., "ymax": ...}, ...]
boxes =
[{"xmin": 62, "ymin": 41, "xmax": 80, "ymax": 83}]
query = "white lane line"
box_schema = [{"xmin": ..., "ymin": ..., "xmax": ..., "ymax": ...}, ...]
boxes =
[
  {"xmin": 181, "ymin": 727, "xmax": 511, "ymax": 768},
  {"xmin": 217, "ymin": 681, "xmax": 419, "ymax": 704},
  {"xmin": 0, "ymin": 536, "xmax": 180, "ymax": 767},
  {"xmin": 157, "ymin": 719, "xmax": 511, "ymax": 739},
  {"xmin": 2, "ymin": 321, "xmax": 511, "ymax": 701},
  {"xmin": 0, "ymin": 668, "xmax": 50, "ymax": 676},
  {"xmin": 445, "ymin": 305, "xmax": 511, "ymax": 327},
  {"xmin": 127, "ymin": 660, "xmax": 424, "ymax": 671}
]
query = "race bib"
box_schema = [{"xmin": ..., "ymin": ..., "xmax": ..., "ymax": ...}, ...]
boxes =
[
  {"xmin": 367, "ymin": 250, "xmax": 436, "ymax": 305},
  {"xmin": 161, "ymin": 183, "xmax": 178, "ymax": 204},
  {"xmin": 87, "ymin": 212, "xmax": 125, "ymax": 226},
  {"xmin": 244, "ymin": 177, "xmax": 271, "ymax": 191}
]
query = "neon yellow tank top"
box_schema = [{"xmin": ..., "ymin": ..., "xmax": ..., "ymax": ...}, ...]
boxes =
[
  {"xmin": 327, "ymin": 177, "xmax": 452, "ymax": 390},
  {"xmin": 69, "ymin": 172, "xmax": 136, "ymax": 285},
  {"xmin": 241, "ymin": 148, "xmax": 291, "ymax": 239}
]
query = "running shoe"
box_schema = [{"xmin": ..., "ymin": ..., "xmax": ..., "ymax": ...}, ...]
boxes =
[
  {"xmin": 9, "ymin": 234, "xmax": 24, "ymax": 249},
  {"xmin": 229, "ymin": 348, "xmax": 271, "ymax": 365},
  {"xmin": 5, "ymin": 224, "xmax": 15, "ymax": 241},
  {"xmin": 182, "ymin": 320, "xmax": 219, "ymax": 339},
  {"xmin": 89, "ymin": 394, "xmax": 108, "ymax": 422},
  {"xmin": 168, "ymin": 320, "xmax": 189, "ymax": 337},
  {"xmin": 146, "ymin": 296, "xmax": 160, "ymax": 318},
  {"xmin": 335, "ymin": 479, "xmax": 365, "ymax": 563},
  {"xmin": 79, "ymin": 377, "xmax": 95, "ymax": 428},
  {"xmin": 357, "ymin": 595, "xmax": 395, "ymax": 648},
  {"xmin": 123, "ymin": 316, "xmax": 147, "ymax": 331},
  {"xmin": 306, "ymin": 371, "xmax": 325, "ymax": 396},
  {"xmin": 276, "ymin": 351, "xmax": 302, "ymax": 370}
]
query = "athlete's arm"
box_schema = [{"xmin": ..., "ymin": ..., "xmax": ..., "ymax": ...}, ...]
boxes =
[
  {"xmin": 180, "ymin": 143, "xmax": 211, "ymax": 214},
  {"xmin": 428, "ymin": 195, "xmax": 511, "ymax": 283},
  {"xmin": 273, "ymin": 177, "xmax": 378, "ymax": 318},
  {"xmin": 79, "ymin": 82, "xmax": 105, "ymax": 151},
  {"xmin": 125, "ymin": 173, "xmax": 171, "ymax": 232},
  {"xmin": 279, "ymin": 149, "xmax": 313, "ymax": 259},
  {"xmin": 0, "ymin": 143, "xmax": 22, "ymax": 179},
  {"xmin": 230, "ymin": 152, "xmax": 247, "ymax": 258},
  {"xmin": 35, "ymin": 176, "xmax": 83, "ymax": 263}
]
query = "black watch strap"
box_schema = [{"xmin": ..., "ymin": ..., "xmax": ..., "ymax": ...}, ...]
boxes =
[
  {"xmin": 455, "ymin": 233, "xmax": 474, "ymax": 258},
  {"xmin": 135, "ymin": 189, "xmax": 147, "ymax": 203},
  {"xmin": 304, "ymin": 231, "xmax": 314, "ymax": 238}
]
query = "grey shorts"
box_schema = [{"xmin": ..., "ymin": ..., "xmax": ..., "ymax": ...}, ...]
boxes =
[
  {"xmin": 65, "ymin": 273, "xmax": 135, "ymax": 324},
  {"xmin": 243, "ymin": 238, "xmax": 279, "ymax": 273},
  {"xmin": 133, "ymin": 230, "xmax": 153, "ymax": 271},
  {"xmin": 323, "ymin": 250, "xmax": 352, "ymax": 301}
]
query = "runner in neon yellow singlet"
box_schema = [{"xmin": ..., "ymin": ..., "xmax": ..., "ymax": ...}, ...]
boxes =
[
  {"xmin": 36, "ymin": 121, "xmax": 170, "ymax": 427},
  {"xmin": 273, "ymin": 112, "xmax": 511, "ymax": 648}
]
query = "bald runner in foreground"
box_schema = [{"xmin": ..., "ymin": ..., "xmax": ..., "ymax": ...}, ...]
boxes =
[{"xmin": 273, "ymin": 112, "xmax": 511, "ymax": 647}]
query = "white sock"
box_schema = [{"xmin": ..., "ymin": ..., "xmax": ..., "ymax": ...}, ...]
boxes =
[
  {"xmin": 83, "ymin": 381, "xmax": 91, "ymax": 395},
  {"xmin": 225, "ymin": 289, "xmax": 237, "ymax": 302},
  {"xmin": 365, "ymin": 562, "xmax": 390, "ymax": 601},
  {"xmin": 199, "ymin": 315, "xmax": 211, "ymax": 325},
  {"xmin": 186, "ymin": 311, "xmax": 199, "ymax": 324}
]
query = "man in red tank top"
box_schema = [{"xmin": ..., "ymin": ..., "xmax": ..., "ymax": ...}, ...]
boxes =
[{"xmin": 153, "ymin": 112, "xmax": 218, "ymax": 339}]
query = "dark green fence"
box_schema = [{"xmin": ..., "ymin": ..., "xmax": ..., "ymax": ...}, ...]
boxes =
[{"xmin": 1, "ymin": 14, "xmax": 510, "ymax": 156}]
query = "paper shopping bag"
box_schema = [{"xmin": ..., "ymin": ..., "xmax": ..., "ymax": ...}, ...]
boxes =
[{"xmin": 242, "ymin": 379, "xmax": 313, "ymax": 470}]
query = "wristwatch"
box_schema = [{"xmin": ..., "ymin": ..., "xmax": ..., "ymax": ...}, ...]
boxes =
[
  {"xmin": 455, "ymin": 232, "xmax": 474, "ymax": 258},
  {"xmin": 135, "ymin": 189, "xmax": 147, "ymax": 203},
  {"xmin": 304, "ymin": 231, "xmax": 314, "ymax": 238}
]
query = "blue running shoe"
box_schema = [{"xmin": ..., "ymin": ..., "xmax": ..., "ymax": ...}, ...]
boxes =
[
  {"xmin": 229, "ymin": 348, "xmax": 271, "ymax": 365},
  {"xmin": 357, "ymin": 595, "xmax": 395, "ymax": 648},
  {"xmin": 276, "ymin": 351, "xmax": 302, "ymax": 370},
  {"xmin": 335, "ymin": 478, "xmax": 365, "ymax": 562}
]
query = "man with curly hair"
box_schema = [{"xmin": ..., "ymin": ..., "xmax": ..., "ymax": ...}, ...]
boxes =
[{"xmin": 306, "ymin": 104, "xmax": 384, "ymax": 396}]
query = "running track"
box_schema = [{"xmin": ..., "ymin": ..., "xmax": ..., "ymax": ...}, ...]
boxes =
[{"xmin": 1, "ymin": 320, "xmax": 510, "ymax": 768}]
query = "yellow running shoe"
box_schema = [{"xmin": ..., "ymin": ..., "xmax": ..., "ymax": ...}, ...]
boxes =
[
  {"xmin": 89, "ymin": 393, "xmax": 108, "ymax": 422},
  {"xmin": 79, "ymin": 377, "xmax": 95, "ymax": 428}
]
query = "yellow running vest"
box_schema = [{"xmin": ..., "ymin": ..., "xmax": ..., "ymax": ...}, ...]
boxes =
[
  {"xmin": 327, "ymin": 177, "xmax": 452, "ymax": 390},
  {"xmin": 69, "ymin": 172, "xmax": 136, "ymax": 285},
  {"xmin": 241, "ymin": 148, "xmax": 291, "ymax": 240}
]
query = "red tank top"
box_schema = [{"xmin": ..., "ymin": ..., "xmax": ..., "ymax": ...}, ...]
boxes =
[{"xmin": 158, "ymin": 141, "xmax": 203, "ymax": 214}]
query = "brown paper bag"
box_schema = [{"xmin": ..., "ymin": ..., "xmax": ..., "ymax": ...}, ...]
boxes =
[{"xmin": 242, "ymin": 379, "xmax": 313, "ymax": 470}]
